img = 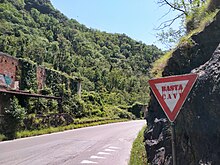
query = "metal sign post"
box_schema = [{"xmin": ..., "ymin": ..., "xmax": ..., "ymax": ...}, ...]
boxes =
[{"xmin": 171, "ymin": 122, "xmax": 176, "ymax": 165}]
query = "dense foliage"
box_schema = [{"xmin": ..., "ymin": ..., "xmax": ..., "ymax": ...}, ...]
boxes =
[
  {"xmin": 0, "ymin": 0, "xmax": 163, "ymax": 138},
  {"xmin": 2, "ymin": 96, "xmax": 26, "ymax": 139},
  {"xmin": 0, "ymin": 0, "xmax": 163, "ymax": 104}
]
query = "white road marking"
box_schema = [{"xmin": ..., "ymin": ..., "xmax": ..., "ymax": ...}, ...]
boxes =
[
  {"xmin": 97, "ymin": 152, "xmax": 111, "ymax": 155},
  {"xmin": 90, "ymin": 155, "xmax": 106, "ymax": 159},
  {"xmin": 81, "ymin": 160, "xmax": 98, "ymax": 164},
  {"xmin": 118, "ymin": 138, "xmax": 124, "ymax": 142},
  {"xmin": 102, "ymin": 144, "xmax": 111, "ymax": 148},
  {"xmin": 104, "ymin": 149, "xmax": 116, "ymax": 152},
  {"xmin": 109, "ymin": 146, "xmax": 121, "ymax": 149}
]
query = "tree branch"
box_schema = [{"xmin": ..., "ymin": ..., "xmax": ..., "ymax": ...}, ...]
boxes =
[
  {"xmin": 155, "ymin": 13, "xmax": 184, "ymax": 30},
  {"xmin": 163, "ymin": 0, "xmax": 188, "ymax": 16}
]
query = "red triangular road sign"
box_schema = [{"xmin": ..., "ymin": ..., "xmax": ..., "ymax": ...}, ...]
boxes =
[{"xmin": 148, "ymin": 74, "xmax": 198, "ymax": 122}]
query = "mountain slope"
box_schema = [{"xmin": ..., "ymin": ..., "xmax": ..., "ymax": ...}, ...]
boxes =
[{"xmin": 0, "ymin": 0, "xmax": 163, "ymax": 106}]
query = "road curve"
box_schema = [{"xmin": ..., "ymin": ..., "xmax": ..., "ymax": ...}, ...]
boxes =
[{"xmin": 0, "ymin": 120, "xmax": 146, "ymax": 165}]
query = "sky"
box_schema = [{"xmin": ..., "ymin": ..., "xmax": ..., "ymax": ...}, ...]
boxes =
[{"xmin": 50, "ymin": 0, "xmax": 180, "ymax": 50}]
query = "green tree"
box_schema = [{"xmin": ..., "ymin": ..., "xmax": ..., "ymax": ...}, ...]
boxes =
[{"xmin": 4, "ymin": 96, "xmax": 26, "ymax": 139}]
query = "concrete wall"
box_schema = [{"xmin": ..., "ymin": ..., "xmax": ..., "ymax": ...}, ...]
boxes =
[
  {"xmin": 0, "ymin": 53, "xmax": 47, "ymax": 90},
  {"xmin": 0, "ymin": 52, "xmax": 19, "ymax": 89},
  {"xmin": 0, "ymin": 52, "xmax": 81, "ymax": 116},
  {"xmin": 37, "ymin": 66, "xmax": 46, "ymax": 89}
]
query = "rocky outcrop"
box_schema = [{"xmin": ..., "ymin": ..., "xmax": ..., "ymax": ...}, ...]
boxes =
[
  {"xmin": 174, "ymin": 44, "xmax": 220, "ymax": 165},
  {"xmin": 145, "ymin": 9, "xmax": 220, "ymax": 165},
  {"xmin": 208, "ymin": 0, "xmax": 220, "ymax": 11}
]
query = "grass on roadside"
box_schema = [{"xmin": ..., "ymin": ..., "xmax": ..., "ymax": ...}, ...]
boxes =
[
  {"xmin": 0, "ymin": 134, "xmax": 6, "ymax": 141},
  {"xmin": 16, "ymin": 118, "xmax": 129, "ymax": 139},
  {"xmin": 129, "ymin": 125, "xmax": 147, "ymax": 165}
]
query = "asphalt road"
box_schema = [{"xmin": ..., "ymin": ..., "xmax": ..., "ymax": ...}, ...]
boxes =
[{"xmin": 0, "ymin": 120, "xmax": 146, "ymax": 165}]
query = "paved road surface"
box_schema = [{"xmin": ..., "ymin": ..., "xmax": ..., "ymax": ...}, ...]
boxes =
[{"xmin": 0, "ymin": 120, "xmax": 146, "ymax": 165}]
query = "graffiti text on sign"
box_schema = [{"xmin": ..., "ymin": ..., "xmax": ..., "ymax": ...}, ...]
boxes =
[{"xmin": 162, "ymin": 84, "xmax": 183, "ymax": 100}]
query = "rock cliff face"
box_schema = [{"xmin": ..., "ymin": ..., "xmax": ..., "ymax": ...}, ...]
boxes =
[{"xmin": 145, "ymin": 10, "xmax": 220, "ymax": 165}]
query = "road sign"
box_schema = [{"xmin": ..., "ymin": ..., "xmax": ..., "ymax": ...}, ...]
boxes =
[{"xmin": 148, "ymin": 74, "xmax": 198, "ymax": 122}]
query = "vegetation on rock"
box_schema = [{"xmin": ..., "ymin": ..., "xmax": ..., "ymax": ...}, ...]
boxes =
[{"xmin": 145, "ymin": 0, "xmax": 220, "ymax": 164}]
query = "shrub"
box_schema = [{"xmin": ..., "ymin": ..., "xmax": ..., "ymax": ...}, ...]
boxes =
[
  {"xmin": 117, "ymin": 109, "xmax": 135, "ymax": 120},
  {"xmin": 68, "ymin": 96, "xmax": 86, "ymax": 118},
  {"xmin": 128, "ymin": 102, "xmax": 144, "ymax": 119},
  {"xmin": 103, "ymin": 105, "xmax": 135, "ymax": 119},
  {"xmin": 3, "ymin": 96, "xmax": 26, "ymax": 139},
  {"xmin": 0, "ymin": 134, "xmax": 6, "ymax": 141}
]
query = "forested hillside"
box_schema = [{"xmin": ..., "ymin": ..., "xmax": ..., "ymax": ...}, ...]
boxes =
[
  {"xmin": 0, "ymin": 0, "xmax": 163, "ymax": 139},
  {"xmin": 0, "ymin": 0, "xmax": 163, "ymax": 106}
]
